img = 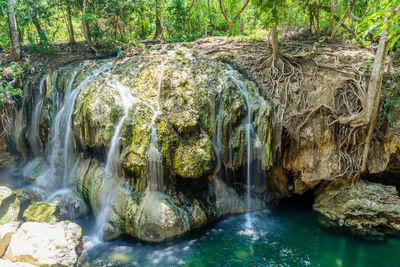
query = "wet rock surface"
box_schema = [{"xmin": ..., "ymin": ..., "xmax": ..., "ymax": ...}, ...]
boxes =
[
  {"xmin": 26, "ymin": 52, "xmax": 273, "ymax": 241},
  {"xmin": 313, "ymin": 180, "xmax": 400, "ymax": 237},
  {"xmin": 0, "ymin": 187, "xmax": 20, "ymax": 225}
]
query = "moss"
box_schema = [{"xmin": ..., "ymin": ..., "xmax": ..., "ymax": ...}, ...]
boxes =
[
  {"xmin": 0, "ymin": 186, "xmax": 20, "ymax": 225},
  {"xmin": 173, "ymin": 133, "xmax": 216, "ymax": 178},
  {"xmin": 217, "ymin": 53, "xmax": 234, "ymax": 63},
  {"xmin": 22, "ymin": 202, "xmax": 62, "ymax": 223}
]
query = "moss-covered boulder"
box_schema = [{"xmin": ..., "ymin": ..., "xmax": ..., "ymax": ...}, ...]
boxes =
[
  {"xmin": 22, "ymin": 202, "xmax": 64, "ymax": 223},
  {"xmin": 313, "ymin": 180, "xmax": 400, "ymax": 236},
  {"xmin": 0, "ymin": 187, "xmax": 20, "ymax": 225}
]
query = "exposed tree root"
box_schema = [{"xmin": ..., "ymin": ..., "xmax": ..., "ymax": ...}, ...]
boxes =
[{"xmin": 193, "ymin": 35, "xmax": 395, "ymax": 181}]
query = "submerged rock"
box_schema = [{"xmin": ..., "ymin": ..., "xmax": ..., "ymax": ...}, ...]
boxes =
[
  {"xmin": 0, "ymin": 187, "xmax": 20, "ymax": 225},
  {"xmin": 313, "ymin": 180, "xmax": 400, "ymax": 236},
  {"xmin": 4, "ymin": 221, "xmax": 83, "ymax": 267}
]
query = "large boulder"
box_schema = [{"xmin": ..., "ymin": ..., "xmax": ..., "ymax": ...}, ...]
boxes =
[
  {"xmin": 133, "ymin": 191, "xmax": 190, "ymax": 242},
  {"xmin": 313, "ymin": 180, "xmax": 400, "ymax": 236},
  {"xmin": 4, "ymin": 221, "xmax": 83, "ymax": 267},
  {"xmin": 0, "ymin": 222, "xmax": 19, "ymax": 257},
  {"xmin": 0, "ymin": 187, "xmax": 20, "ymax": 225}
]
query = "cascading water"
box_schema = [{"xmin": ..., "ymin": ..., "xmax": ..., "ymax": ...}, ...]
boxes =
[
  {"xmin": 28, "ymin": 78, "xmax": 45, "ymax": 157},
  {"xmin": 34, "ymin": 64, "xmax": 110, "ymax": 199},
  {"xmin": 227, "ymin": 65, "xmax": 255, "ymax": 228},
  {"xmin": 146, "ymin": 64, "xmax": 164, "ymax": 192},
  {"xmin": 94, "ymin": 80, "xmax": 135, "ymax": 241},
  {"xmin": 29, "ymin": 98, "xmax": 43, "ymax": 157}
]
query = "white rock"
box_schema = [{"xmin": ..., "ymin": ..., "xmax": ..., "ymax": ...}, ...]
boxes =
[
  {"xmin": 0, "ymin": 259, "xmax": 36, "ymax": 267},
  {"xmin": 4, "ymin": 221, "xmax": 82, "ymax": 267},
  {"xmin": 0, "ymin": 222, "xmax": 19, "ymax": 257}
]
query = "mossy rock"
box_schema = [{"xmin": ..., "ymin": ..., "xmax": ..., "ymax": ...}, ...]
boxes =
[
  {"xmin": 0, "ymin": 186, "xmax": 20, "ymax": 225},
  {"xmin": 170, "ymin": 110, "xmax": 199, "ymax": 134},
  {"xmin": 22, "ymin": 202, "xmax": 64, "ymax": 223},
  {"xmin": 173, "ymin": 133, "xmax": 216, "ymax": 178}
]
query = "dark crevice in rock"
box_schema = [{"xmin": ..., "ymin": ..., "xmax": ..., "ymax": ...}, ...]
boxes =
[{"xmin": 362, "ymin": 172, "xmax": 400, "ymax": 193}]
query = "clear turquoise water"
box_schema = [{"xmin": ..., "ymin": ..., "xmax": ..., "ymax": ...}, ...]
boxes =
[
  {"xmin": 82, "ymin": 201, "xmax": 400, "ymax": 267},
  {"xmin": 2, "ymin": 169, "xmax": 399, "ymax": 267}
]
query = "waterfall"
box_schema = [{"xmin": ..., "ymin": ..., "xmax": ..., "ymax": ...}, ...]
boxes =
[
  {"xmin": 146, "ymin": 64, "xmax": 164, "ymax": 192},
  {"xmin": 29, "ymin": 99, "xmax": 43, "ymax": 157},
  {"xmin": 34, "ymin": 64, "xmax": 110, "ymax": 199},
  {"xmin": 94, "ymin": 81, "xmax": 135, "ymax": 241},
  {"xmin": 227, "ymin": 65, "xmax": 254, "ymax": 227}
]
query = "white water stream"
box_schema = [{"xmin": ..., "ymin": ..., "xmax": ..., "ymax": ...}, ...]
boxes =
[
  {"xmin": 94, "ymin": 80, "xmax": 135, "ymax": 241},
  {"xmin": 227, "ymin": 65, "xmax": 254, "ymax": 228}
]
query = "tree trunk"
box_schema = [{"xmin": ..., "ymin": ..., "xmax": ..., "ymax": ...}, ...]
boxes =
[
  {"xmin": 321, "ymin": 5, "xmax": 364, "ymax": 47},
  {"xmin": 82, "ymin": 0, "xmax": 91, "ymax": 43},
  {"xmin": 117, "ymin": 0, "xmax": 125, "ymax": 39},
  {"xmin": 315, "ymin": 7, "xmax": 320, "ymax": 33},
  {"xmin": 184, "ymin": 0, "xmax": 195, "ymax": 34},
  {"xmin": 328, "ymin": 0, "xmax": 336, "ymax": 35},
  {"xmin": 308, "ymin": 5, "xmax": 313, "ymax": 32},
  {"xmin": 81, "ymin": 0, "xmax": 97, "ymax": 54},
  {"xmin": 25, "ymin": 0, "xmax": 47, "ymax": 43},
  {"xmin": 360, "ymin": 27, "xmax": 390, "ymax": 173},
  {"xmin": 240, "ymin": 0, "xmax": 245, "ymax": 34},
  {"xmin": 154, "ymin": 0, "xmax": 163, "ymax": 39},
  {"xmin": 207, "ymin": 0, "xmax": 212, "ymax": 28},
  {"xmin": 219, "ymin": 0, "xmax": 250, "ymax": 36},
  {"xmin": 140, "ymin": 13, "xmax": 145, "ymax": 38},
  {"xmin": 271, "ymin": 25, "xmax": 279, "ymax": 62},
  {"xmin": 18, "ymin": 26, "xmax": 24, "ymax": 46},
  {"xmin": 7, "ymin": 0, "xmax": 21, "ymax": 60},
  {"xmin": 66, "ymin": 1, "xmax": 75, "ymax": 45}
]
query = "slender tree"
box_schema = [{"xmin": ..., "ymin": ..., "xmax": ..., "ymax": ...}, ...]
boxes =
[
  {"xmin": 219, "ymin": 0, "xmax": 250, "ymax": 36},
  {"xmin": 66, "ymin": 0, "xmax": 75, "ymax": 45},
  {"xmin": 328, "ymin": 0, "xmax": 336, "ymax": 35},
  {"xmin": 184, "ymin": 0, "xmax": 195, "ymax": 34},
  {"xmin": 81, "ymin": 0, "xmax": 97, "ymax": 53},
  {"xmin": 25, "ymin": 0, "xmax": 47, "ymax": 43},
  {"xmin": 7, "ymin": 0, "xmax": 21, "ymax": 60},
  {"xmin": 360, "ymin": 3, "xmax": 400, "ymax": 172},
  {"xmin": 154, "ymin": 0, "xmax": 163, "ymax": 39},
  {"xmin": 240, "ymin": 0, "xmax": 245, "ymax": 33}
]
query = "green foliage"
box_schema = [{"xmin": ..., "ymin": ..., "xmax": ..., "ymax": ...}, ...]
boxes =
[
  {"xmin": 252, "ymin": 0, "xmax": 288, "ymax": 28},
  {"xmin": 0, "ymin": 62, "xmax": 23, "ymax": 106},
  {"xmin": 0, "ymin": 0, "xmax": 398, "ymax": 56},
  {"xmin": 382, "ymin": 72, "xmax": 400, "ymax": 122},
  {"xmin": 357, "ymin": 0, "xmax": 400, "ymax": 48}
]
